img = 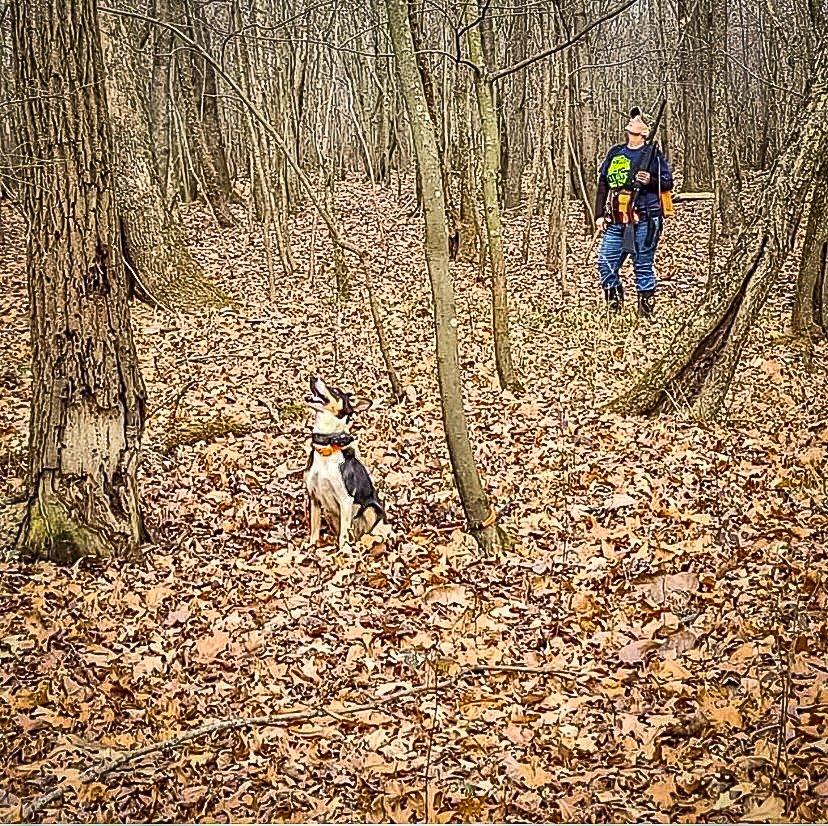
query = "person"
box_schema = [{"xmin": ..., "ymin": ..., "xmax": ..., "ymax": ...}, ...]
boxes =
[{"xmin": 594, "ymin": 107, "xmax": 674, "ymax": 318}]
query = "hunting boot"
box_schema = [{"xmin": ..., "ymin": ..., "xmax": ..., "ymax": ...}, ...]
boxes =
[
  {"xmin": 604, "ymin": 284, "xmax": 624, "ymax": 314},
  {"xmin": 637, "ymin": 289, "xmax": 655, "ymax": 320}
]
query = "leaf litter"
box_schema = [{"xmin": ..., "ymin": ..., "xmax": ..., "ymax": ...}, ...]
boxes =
[{"xmin": 0, "ymin": 180, "xmax": 827, "ymax": 822}]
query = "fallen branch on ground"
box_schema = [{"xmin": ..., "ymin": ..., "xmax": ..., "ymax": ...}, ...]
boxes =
[
  {"xmin": 21, "ymin": 662, "xmax": 583, "ymax": 819},
  {"xmin": 21, "ymin": 679, "xmax": 454, "ymax": 820}
]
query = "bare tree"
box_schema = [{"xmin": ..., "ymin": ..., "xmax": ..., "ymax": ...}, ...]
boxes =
[
  {"xmin": 101, "ymin": 13, "xmax": 229, "ymax": 310},
  {"xmin": 12, "ymin": 0, "xmax": 146, "ymax": 562},
  {"xmin": 466, "ymin": 3, "xmax": 522, "ymax": 391},
  {"xmin": 386, "ymin": 0, "xmax": 500, "ymax": 551}
]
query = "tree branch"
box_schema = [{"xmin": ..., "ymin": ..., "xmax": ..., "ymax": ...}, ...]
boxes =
[
  {"xmin": 19, "ymin": 660, "xmax": 582, "ymax": 819},
  {"xmin": 488, "ymin": 0, "xmax": 639, "ymax": 83},
  {"xmin": 99, "ymin": 5, "xmax": 367, "ymax": 263},
  {"xmin": 21, "ymin": 679, "xmax": 452, "ymax": 820}
]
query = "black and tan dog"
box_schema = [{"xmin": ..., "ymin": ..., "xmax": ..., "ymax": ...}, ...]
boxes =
[{"xmin": 304, "ymin": 377, "xmax": 384, "ymax": 549}]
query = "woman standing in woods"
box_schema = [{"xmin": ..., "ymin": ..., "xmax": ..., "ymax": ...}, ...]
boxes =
[{"xmin": 594, "ymin": 108, "xmax": 674, "ymax": 318}]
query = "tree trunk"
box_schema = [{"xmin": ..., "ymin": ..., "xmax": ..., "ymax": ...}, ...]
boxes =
[
  {"xmin": 502, "ymin": 5, "xmax": 529, "ymax": 209},
  {"xmin": 455, "ymin": 73, "xmax": 480, "ymax": 263},
  {"xmin": 386, "ymin": 0, "xmax": 500, "ymax": 552},
  {"xmin": 792, "ymin": 169, "xmax": 828, "ymax": 338},
  {"xmin": 148, "ymin": 0, "xmax": 173, "ymax": 198},
  {"xmin": 709, "ymin": 0, "xmax": 741, "ymax": 239},
  {"xmin": 190, "ymin": 7, "xmax": 234, "ymax": 201},
  {"xmin": 408, "ymin": 0, "xmax": 458, "ymax": 256},
  {"xmin": 544, "ymin": 45, "xmax": 569, "ymax": 291},
  {"xmin": 12, "ymin": 0, "xmax": 146, "ymax": 563},
  {"xmin": 569, "ymin": 4, "xmax": 598, "ymax": 230},
  {"xmin": 101, "ymin": 14, "xmax": 229, "ymax": 311},
  {"xmin": 677, "ymin": 0, "xmax": 713, "ymax": 190},
  {"xmin": 169, "ymin": 0, "xmax": 235, "ymax": 227},
  {"xmin": 466, "ymin": 11, "xmax": 522, "ymax": 392},
  {"xmin": 611, "ymin": 34, "xmax": 828, "ymax": 420}
]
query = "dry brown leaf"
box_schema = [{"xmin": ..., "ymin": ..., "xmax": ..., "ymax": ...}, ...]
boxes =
[
  {"xmin": 740, "ymin": 795, "xmax": 786, "ymax": 822},
  {"xmin": 618, "ymin": 638, "xmax": 660, "ymax": 664},
  {"xmin": 194, "ymin": 630, "xmax": 230, "ymax": 661}
]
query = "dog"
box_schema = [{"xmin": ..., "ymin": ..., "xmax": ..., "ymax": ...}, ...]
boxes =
[{"xmin": 304, "ymin": 376, "xmax": 384, "ymax": 549}]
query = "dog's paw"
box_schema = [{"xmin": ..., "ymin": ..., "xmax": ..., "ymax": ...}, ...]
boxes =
[{"xmin": 373, "ymin": 521, "xmax": 393, "ymax": 539}]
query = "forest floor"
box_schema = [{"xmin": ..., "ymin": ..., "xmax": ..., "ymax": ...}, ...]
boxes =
[{"xmin": 1, "ymin": 181, "xmax": 828, "ymax": 823}]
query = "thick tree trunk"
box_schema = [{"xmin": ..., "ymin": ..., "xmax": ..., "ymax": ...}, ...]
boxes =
[
  {"xmin": 12, "ymin": 0, "xmax": 146, "ymax": 563},
  {"xmin": 466, "ymin": 11, "xmax": 522, "ymax": 392},
  {"xmin": 792, "ymin": 170, "xmax": 828, "ymax": 338},
  {"xmin": 101, "ymin": 14, "xmax": 228, "ymax": 311},
  {"xmin": 611, "ymin": 34, "xmax": 828, "ymax": 420},
  {"xmin": 677, "ymin": 0, "xmax": 713, "ymax": 190},
  {"xmin": 386, "ymin": 0, "xmax": 500, "ymax": 552}
]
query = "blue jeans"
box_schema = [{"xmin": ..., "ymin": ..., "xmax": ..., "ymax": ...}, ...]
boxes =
[{"xmin": 598, "ymin": 218, "xmax": 663, "ymax": 293}]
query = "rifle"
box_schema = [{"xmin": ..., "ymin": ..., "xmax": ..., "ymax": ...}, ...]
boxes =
[{"xmin": 621, "ymin": 96, "xmax": 667, "ymax": 255}]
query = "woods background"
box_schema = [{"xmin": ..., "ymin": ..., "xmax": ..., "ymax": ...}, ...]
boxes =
[{"xmin": 1, "ymin": 0, "xmax": 827, "ymax": 821}]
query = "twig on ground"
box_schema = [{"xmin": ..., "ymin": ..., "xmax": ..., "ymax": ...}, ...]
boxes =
[
  {"xmin": 469, "ymin": 664, "xmax": 579, "ymax": 679},
  {"xmin": 21, "ymin": 662, "xmax": 585, "ymax": 818},
  {"xmin": 424, "ymin": 659, "xmax": 441, "ymax": 823},
  {"xmin": 255, "ymin": 395, "xmax": 281, "ymax": 426},
  {"xmin": 21, "ymin": 679, "xmax": 454, "ymax": 821},
  {"xmin": 169, "ymin": 379, "xmax": 198, "ymax": 423}
]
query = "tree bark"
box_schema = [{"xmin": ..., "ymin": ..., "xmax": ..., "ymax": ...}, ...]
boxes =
[
  {"xmin": 502, "ymin": 6, "xmax": 529, "ymax": 209},
  {"xmin": 169, "ymin": 0, "xmax": 235, "ymax": 227},
  {"xmin": 100, "ymin": 14, "xmax": 229, "ymax": 311},
  {"xmin": 709, "ymin": 0, "xmax": 741, "ymax": 239},
  {"xmin": 148, "ymin": 0, "xmax": 173, "ymax": 197},
  {"xmin": 544, "ymin": 34, "xmax": 569, "ymax": 291},
  {"xmin": 386, "ymin": 0, "xmax": 499, "ymax": 552},
  {"xmin": 191, "ymin": 6, "xmax": 234, "ymax": 200},
  {"xmin": 12, "ymin": 0, "xmax": 146, "ymax": 563},
  {"xmin": 569, "ymin": 3, "xmax": 598, "ymax": 230},
  {"xmin": 455, "ymin": 72, "xmax": 480, "ymax": 263},
  {"xmin": 792, "ymin": 168, "xmax": 828, "ymax": 338},
  {"xmin": 466, "ymin": 9, "xmax": 522, "ymax": 392},
  {"xmin": 611, "ymin": 33, "xmax": 828, "ymax": 420},
  {"xmin": 677, "ymin": 0, "xmax": 713, "ymax": 190}
]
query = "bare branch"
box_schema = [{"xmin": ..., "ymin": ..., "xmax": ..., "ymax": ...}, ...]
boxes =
[
  {"xmin": 489, "ymin": 0, "xmax": 640, "ymax": 83},
  {"xmin": 99, "ymin": 5, "xmax": 367, "ymax": 262}
]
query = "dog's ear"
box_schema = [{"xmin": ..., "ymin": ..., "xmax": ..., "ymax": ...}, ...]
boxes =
[{"xmin": 351, "ymin": 396, "xmax": 372, "ymax": 414}]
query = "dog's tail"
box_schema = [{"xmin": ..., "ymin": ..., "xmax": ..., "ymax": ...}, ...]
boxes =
[{"xmin": 356, "ymin": 499, "xmax": 385, "ymax": 532}]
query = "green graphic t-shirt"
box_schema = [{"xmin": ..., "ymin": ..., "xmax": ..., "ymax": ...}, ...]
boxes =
[{"xmin": 606, "ymin": 153, "xmax": 632, "ymax": 189}]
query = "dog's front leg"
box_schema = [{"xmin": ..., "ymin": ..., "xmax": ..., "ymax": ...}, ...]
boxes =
[
  {"xmin": 337, "ymin": 500, "xmax": 353, "ymax": 550},
  {"xmin": 308, "ymin": 497, "xmax": 321, "ymax": 545}
]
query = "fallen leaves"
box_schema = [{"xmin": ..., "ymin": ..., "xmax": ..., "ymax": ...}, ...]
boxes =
[
  {"xmin": 0, "ymin": 190, "xmax": 827, "ymax": 822},
  {"xmin": 503, "ymin": 756, "xmax": 553, "ymax": 790},
  {"xmin": 194, "ymin": 630, "xmax": 230, "ymax": 661},
  {"xmin": 618, "ymin": 638, "xmax": 660, "ymax": 664}
]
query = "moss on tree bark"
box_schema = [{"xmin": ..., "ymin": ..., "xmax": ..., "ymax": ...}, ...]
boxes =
[{"xmin": 12, "ymin": 0, "xmax": 146, "ymax": 563}]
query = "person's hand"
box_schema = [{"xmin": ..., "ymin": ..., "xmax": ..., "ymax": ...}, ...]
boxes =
[
  {"xmin": 595, "ymin": 217, "xmax": 607, "ymax": 231},
  {"xmin": 635, "ymin": 170, "xmax": 651, "ymax": 185}
]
